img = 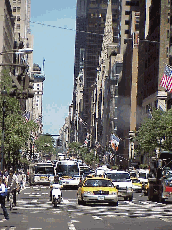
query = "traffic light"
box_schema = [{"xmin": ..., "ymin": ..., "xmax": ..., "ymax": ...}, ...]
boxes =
[
  {"xmin": 23, "ymin": 74, "xmax": 34, "ymax": 98},
  {"xmin": 9, "ymin": 80, "xmax": 18, "ymax": 97},
  {"xmin": 56, "ymin": 139, "xmax": 62, "ymax": 146},
  {"xmin": 28, "ymin": 74, "xmax": 34, "ymax": 98}
]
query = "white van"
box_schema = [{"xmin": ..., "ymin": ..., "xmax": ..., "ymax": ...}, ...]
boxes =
[{"xmin": 105, "ymin": 170, "xmax": 133, "ymax": 201}]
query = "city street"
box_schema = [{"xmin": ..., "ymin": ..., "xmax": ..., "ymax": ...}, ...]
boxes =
[{"xmin": 0, "ymin": 186, "xmax": 172, "ymax": 230}]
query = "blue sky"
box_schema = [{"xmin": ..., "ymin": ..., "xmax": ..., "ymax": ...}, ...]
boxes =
[{"xmin": 30, "ymin": 0, "xmax": 76, "ymax": 135}]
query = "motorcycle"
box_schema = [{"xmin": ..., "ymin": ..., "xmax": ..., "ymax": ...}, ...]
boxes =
[{"xmin": 51, "ymin": 183, "xmax": 62, "ymax": 207}]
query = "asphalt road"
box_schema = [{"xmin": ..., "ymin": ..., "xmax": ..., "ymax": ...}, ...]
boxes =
[{"xmin": 0, "ymin": 186, "xmax": 172, "ymax": 230}]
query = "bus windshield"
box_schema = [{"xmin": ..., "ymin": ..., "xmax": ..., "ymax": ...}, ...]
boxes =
[
  {"xmin": 35, "ymin": 166, "xmax": 54, "ymax": 175},
  {"xmin": 56, "ymin": 164, "xmax": 79, "ymax": 177}
]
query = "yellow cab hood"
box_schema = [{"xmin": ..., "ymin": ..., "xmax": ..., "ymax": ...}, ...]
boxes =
[{"xmin": 81, "ymin": 187, "xmax": 117, "ymax": 192}]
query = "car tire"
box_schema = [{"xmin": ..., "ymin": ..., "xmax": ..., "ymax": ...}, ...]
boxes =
[
  {"xmin": 78, "ymin": 199, "xmax": 82, "ymax": 205},
  {"xmin": 109, "ymin": 201, "xmax": 118, "ymax": 206},
  {"xmin": 54, "ymin": 199, "xmax": 57, "ymax": 207},
  {"xmin": 129, "ymin": 196, "xmax": 133, "ymax": 201}
]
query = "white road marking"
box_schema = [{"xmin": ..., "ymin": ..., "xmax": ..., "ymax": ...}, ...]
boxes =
[
  {"xmin": 28, "ymin": 228, "xmax": 42, "ymax": 230},
  {"xmin": 68, "ymin": 221, "xmax": 76, "ymax": 230},
  {"xmin": 16, "ymin": 207, "xmax": 45, "ymax": 210},
  {"xmin": 29, "ymin": 195, "xmax": 41, "ymax": 197},
  {"xmin": 92, "ymin": 216, "xmax": 102, "ymax": 220}
]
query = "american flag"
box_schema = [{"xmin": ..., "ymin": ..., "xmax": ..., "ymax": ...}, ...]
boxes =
[
  {"xmin": 160, "ymin": 65, "xmax": 172, "ymax": 92},
  {"xmin": 110, "ymin": 134, "xmax": 120, "ymax": 151}
]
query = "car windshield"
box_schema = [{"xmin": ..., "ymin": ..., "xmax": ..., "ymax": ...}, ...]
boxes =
[
  {"xmin": 83, "ymin": 179, "xmax": 113, "ymax": 187},
  {"xmin": 130, "ymin": 172, "xmax": 136, "ymax": 178},
  {"xmin": 139, "ymin": 173, "xmax": 146, "ymax": 179},
  {"xmin": 106, "ymin": 173, "xmax": 130, "ymax": 182}
]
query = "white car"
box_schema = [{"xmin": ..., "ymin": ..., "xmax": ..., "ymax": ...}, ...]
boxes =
[
  {"xmin": 60, "ymin": 176, "xmax": 80, "ymax": 189},
  {"xmin": 105, "ymin": 170, "xmax": 133, "ymax": 201}
]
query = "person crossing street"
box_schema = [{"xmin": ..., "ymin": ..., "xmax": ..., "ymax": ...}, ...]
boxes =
[
  {"xmin": 7, "ymin": 169, "xmax": 18, "ymax": 206},
  {"xmin": 0, "ymin": 177, "xmax": 9, "ymax": 220}
]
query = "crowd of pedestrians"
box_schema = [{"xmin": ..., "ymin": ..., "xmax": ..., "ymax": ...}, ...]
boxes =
[{"xmin": 0, "ymin": 168, "xmax": 27, "ymax": 220}]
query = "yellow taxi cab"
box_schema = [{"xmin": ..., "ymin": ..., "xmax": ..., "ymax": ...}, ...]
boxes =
[
  {"xmin": 77, "ymin": 177, "xmax": 118, "ymax": 206},
  {"xmin": 131, "ymin": 178, "xmax": 142, "ymax": 193}
]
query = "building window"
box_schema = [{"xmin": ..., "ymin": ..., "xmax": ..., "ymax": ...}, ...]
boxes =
[
  {"xmin": 16, "ymin": 24, "xmax": 20, "ymax": 30},
  {"xmin": 37, "ymin": 84, "xmax": 39, "ymax": 86},
  {"xmin": 13, "ymin": 7, "xmax": 16, "ymax": 12},
  {"xmin": 125, "ymin": 11, "xmax": 131, "ymax": 15},
  {"xmin": 125, "ymin": 30, "xmax": 130, "ymax": 34},
  {"xmin": 126, "ymin": 1, "xmax": 139, "ymax": 6},
  {"xmin": 18, "ymin": 0, "xmax": 21, "ymax": 3},
  {"xmin": 37, "ymin": 88, "xmax": 39, "ymax": 90},
  {"xmin": 13, "ymin": 0, "xmax": 16, "ymax": 3},
  {"xmin": 125, "ymin": 20, "xmax": 130, "ymax": 25},
  {"xmin": 36, "ymin": 104, "xmax": 38, "ymax": 106},
  {"xmin": 17, "ymin": 16, "xmax": 20, "ymax": 21},
  {"xmin": 17, "ymin": 7, "xmax": 20, "ymax": 12}
]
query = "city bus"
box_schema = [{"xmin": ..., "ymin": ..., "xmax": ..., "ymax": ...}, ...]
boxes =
[
  {"xmin": 29, "ymin": 162, "xmax": 55, "ymax": 185},
  {"xmin": 55, "ymin": 160, "xmax": 80, "ymax": 189}
]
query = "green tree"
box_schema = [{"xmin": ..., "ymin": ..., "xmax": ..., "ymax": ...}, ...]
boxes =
[
  {"xmin": 0, "ymin": 68, "xmax": 39, "ymax": 169},
  {"xmin": 68, "ymin": 142, "xmax": 82, "ymax": 157},
  {"xmin": 135, "ymin": 108, "xmax": 172, "ymax": 157},
  {"xmin": 68, "ymin": 142, "xmax": 99, "ymax": 167},
  {"xmin": 34, "ymin": 134, "xmax": 55, "ymax": 157}
]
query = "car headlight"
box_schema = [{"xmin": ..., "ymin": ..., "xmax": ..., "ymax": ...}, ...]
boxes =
[
  {"xmin": 109, "ymin": 191, "xmax": 117, "ymax": 195},
  {"xmin": 83, "ymin": 191, "xmax": 93, "ymax": 195}
]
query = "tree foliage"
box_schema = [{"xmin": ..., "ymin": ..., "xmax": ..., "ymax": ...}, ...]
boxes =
[
  {"xmin": 34, "ymin": 134, "xmax": 55, "ymax": 155},
  {"xmin": 135, "ymin": 108, "xmax": 172, "ymax": 156},
  {"xmin": 68, "ymin": 142, "xmax": 99, "ymax": 166},
  {"xmin": 0, "ymin": 68, "xmax": 39, "ymax": 168}
]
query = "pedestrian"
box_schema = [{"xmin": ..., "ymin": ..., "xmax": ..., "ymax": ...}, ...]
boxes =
[
  {"xmin": 7, "ymin": 169, "xmax": 18, "ymax": 206},
  {"xmin": 0, "ymin": 177, "xmax": 9, "ymax": 220},
  {"xmin": 21, "ymin": 174, "xmax": 26, "ymax": 190}
]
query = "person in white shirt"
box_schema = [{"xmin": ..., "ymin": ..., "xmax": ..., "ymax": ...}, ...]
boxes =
[{"xmin": 0, "ymin": 177, "xmax": 9, "ymax": 220}]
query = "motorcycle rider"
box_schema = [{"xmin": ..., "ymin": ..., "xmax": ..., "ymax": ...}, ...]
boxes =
[{"xmin": 50, "ymin": 175, "xmax": 60, "ymax": 201}]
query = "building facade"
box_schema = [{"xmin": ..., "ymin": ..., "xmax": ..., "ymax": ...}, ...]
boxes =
[
  {"xmin": 0, "ymin": 0, "xmax": 14, "ymax": 68},
  {"xmin": 73, "ymin": 0, "xmax": 121, "ymax": 143}
]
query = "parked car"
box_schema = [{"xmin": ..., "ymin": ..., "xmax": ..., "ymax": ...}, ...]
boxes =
[{"xmin": 77, "ymin": 177, "xmax": 118, "ymax": 206}]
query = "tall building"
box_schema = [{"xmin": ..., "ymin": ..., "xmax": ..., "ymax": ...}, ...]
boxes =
[
  {"xmin": 10, "ymin": 0, "xmax": 34, "ymax": 111},
  {"xmin": 0, "ymin": 0, "xmax": 14, "ymax": 69},
  {"xmin": 31, "ymin": 63, "xmax": 45, "ymax": 135},
  {"xmin": 116, "ymin": 0, "xmax": 139, "ymax": 168},
  {"xmin": 137, "ymin": 0, "xmax": 171, "ymax": 123},
  {"xmin": 73, "ymin": 0, "xmax": 121, "ymax": 143}
]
